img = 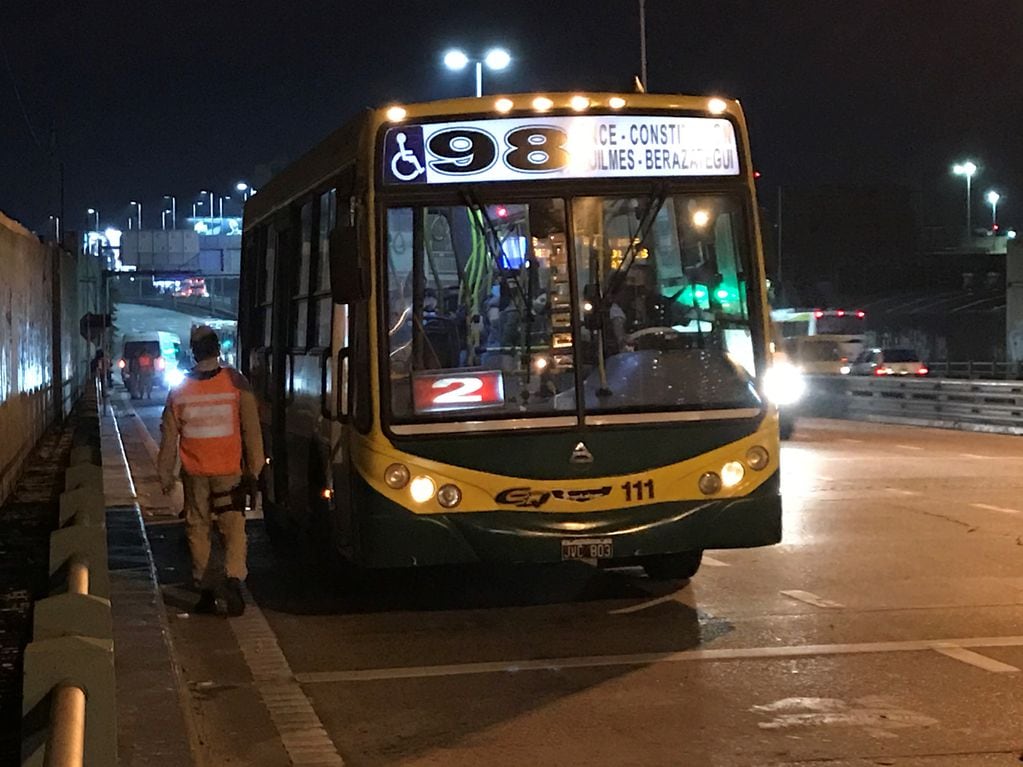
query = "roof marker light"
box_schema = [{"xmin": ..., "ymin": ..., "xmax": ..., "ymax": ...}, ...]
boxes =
[
  {"xmin": 532, "ymin": 96, "xmax": 553, "ymax": 112},
  {"xmin": 386, "ymin": 106, "xmax": 407, "ymax": 122},
  {"xmin": 495, "ymin": 97, "xmax": 514, "ymax": 113},
  {"xmin": 570, "ymin": 95, "xmax": 590, "ymax": 111},
  {"xmin": 708, "ymin": 97, "xmax": 728, "ymax": 114},
  {"xmin": 608, "ymin": 96, "xmax": 627, "ymax": 109}
]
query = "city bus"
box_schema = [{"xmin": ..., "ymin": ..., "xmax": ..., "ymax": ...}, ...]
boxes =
[
  {"xmin": 770, "ymin": 307, "xmax": 866, "ymax": 374},
  {"xmin": 240, "ymin": 92, "xmax": 781, "ymax": 580}
]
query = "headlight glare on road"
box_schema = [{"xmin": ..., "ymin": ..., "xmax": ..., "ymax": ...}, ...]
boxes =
[
  {"xmin": 721, "ymin": 461, "xmax": 745, "ymax": 488},
  {"xmin": 698, "ymin": 472, "xmax": 722, "ymax": 495},
  {"xmin": 763, "ymin": 362, "xmax": 806, "ymax": 406},
  {"xmin": 409, "ymin": 475, "xmax": 436, "ymax": 504},
  {"xmin": 437, "ymin": 484, "xmax": 462, "ymax": 508},
  {"xmin": 384, "ymin": 463, "xmax": 410, "ymax": 489},
  {"xmin": 746, "ymin": 446, "xmax": 770, "ymax": 471}
]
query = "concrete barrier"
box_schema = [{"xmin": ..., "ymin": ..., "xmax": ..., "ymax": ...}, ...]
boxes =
[{"xmin": 21, "ymin": 388, "xmax": 116, "ymax": 767}]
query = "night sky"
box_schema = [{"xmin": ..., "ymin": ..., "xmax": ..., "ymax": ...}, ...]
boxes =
[{"xmin": 3, "ymin": 1, "xmax": 1021, "ymax": 235}]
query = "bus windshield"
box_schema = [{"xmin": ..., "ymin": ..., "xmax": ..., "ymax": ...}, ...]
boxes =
[{"xmin": 385, "ymin": 193, "xmax": 761, "ymax": 427}]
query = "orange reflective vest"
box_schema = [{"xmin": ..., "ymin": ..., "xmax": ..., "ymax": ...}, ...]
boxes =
[{"xmin": 170, "ymin": 368, "xmax": 242, "ymax": 476}]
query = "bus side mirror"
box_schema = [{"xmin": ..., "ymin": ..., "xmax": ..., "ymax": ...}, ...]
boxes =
[{"xmin": 329, "ymin": 227, "xmax": 365, "ymax": 303}]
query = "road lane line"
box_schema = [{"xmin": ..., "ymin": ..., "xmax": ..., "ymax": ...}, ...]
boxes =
[
  {"xmin": 895, "ymin": 444, "xmax": 924, "ymax": 451},
  {"xmin": 970, "ymin": 503, "xmax": 1020, "ymax": 515},
  {"xmin": 702, "ymin": 555, "xmax": 729, "ymax": 567},
  {"xmin": 293, "ymin": 635, "xmax": 1023, "ymax": 683},
  {"xmin": 609, "ymin": 592, "xmax": 684, "ymax": 614},
  {"xmin": 780, "ymin": 590, "xmax": 845, "ymax": 609},
  {"xmin": 228, "ymin": 587, "xmax": 345, "ymax": 765},
  {"xmin": 932, "ymin": 645, "xmax": 1021, "ymax": 673}
]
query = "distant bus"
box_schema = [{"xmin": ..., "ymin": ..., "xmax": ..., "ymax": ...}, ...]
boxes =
[
  {"xmin": 240, "ymin": 91, "xmax": 781, "ymax": 580},
  {"xmin": 770, "ymin": 308, "xmax": 866, "ymax": 372}
]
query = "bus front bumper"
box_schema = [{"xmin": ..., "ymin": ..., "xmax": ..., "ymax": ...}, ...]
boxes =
[{"xmin": 352, "ymin": 472, "xmax": 781, "ymax": 568}]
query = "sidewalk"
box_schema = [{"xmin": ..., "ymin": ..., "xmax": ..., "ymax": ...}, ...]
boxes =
[{"xmin": 102, "ymin": 394, "xmax": 197, "ymax": 766}]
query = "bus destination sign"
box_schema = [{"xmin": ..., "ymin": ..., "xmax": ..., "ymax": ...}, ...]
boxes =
[{"xmin": 382, "ymin": 115, "xmax": 740, "ymax": 185}]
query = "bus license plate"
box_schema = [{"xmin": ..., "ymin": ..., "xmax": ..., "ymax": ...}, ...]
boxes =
[{"xmin": 561, "ymin": 538, "xmax": 613, "ymax": 561}]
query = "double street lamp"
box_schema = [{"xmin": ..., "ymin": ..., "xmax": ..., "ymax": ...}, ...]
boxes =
[
  {"xmin": 86, "ymin": 208, "xmax": 99, "ymax": 231},
  {"xmin": 952, "ymin": 160, "xmax": 977, "ymax": 238},
  {"xmin": 443, "ymin": 48, "xmax": 511, "ymax": 98}
]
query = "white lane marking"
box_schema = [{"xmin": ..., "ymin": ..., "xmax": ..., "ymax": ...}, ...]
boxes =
[
  {"xmin": 895, "ymin": 444, "xmax": 924, "ymax": 451},
  {"xmin": 228, "ymin": 586, "xmax": 345, "ymax": 765},
  {"xmin": 702, "ymin": 555, "xmax": 730, "ymax": 567},
  {"xmin": 885, "ymin": 488, "xmax": 921, "ymax": 497},
  {"xmin": 106, "ymin": 401, "xmax": 138, "ymax": 499},
  {"xmin": 780, "ymin": 590, "xmax": 845, "ymax": 609},
  {"xmin": 609, "ymin": 592, "xmax": 684, "ymax": 615},
  {"xmin": 294, "ymin": 634, "xmax": 1023, "ymax": 683},
  {"xmin": 970, "ymin": 503, "xmax": 1020, "ymax": 515},
  {"xmin": 932, "ymin": 645, "xmax": 1021, "ymax": 673}
]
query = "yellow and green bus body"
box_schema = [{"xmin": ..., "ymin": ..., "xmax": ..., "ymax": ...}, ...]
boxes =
[{"xmin": 241, "ymin": 92, "xmax": 781, "ymax": 579}]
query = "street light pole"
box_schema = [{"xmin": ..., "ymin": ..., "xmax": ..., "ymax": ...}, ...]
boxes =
[
  {"xmin": 164, "ymin": 195, "xmax": 177, "ymax": 229},
  {"xmin": 986, "ymin": 190, "xmax": 1000, "ymax": 231},
  {"xmin": 87, "ymin": 208, "xmax": 99, "ymax": 231},
  {"xmin": 130, "ymin": 201, "xmax": 142, "ymax": 230},
  {"xmin": 475, "ymin": 61, "xmax": 483, "ymax": 98},
  {"xmin": 952, "ymin": 160, "xmax": 977, "ymax": 239},
  {"xmin": 639, "ymin": 0, "xmax": 648, "ymax": 91}
]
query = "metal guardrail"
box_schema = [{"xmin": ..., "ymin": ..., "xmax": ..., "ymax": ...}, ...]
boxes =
[
  {"xmin": 804, "ymin": 375, "xmax": 1023, "ymax": 434},
  {"xmin": 926, "ymin": 361, "xmax": 1023, "ymax": 381},
  {"xmin": 21, "ymin": 384, "xmax": 115, "ymax": 767}
]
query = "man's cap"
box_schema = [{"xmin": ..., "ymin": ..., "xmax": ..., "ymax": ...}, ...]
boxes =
[{"xmin": 190, "ymin": 324, "xmax": 219, "ymax": 346}]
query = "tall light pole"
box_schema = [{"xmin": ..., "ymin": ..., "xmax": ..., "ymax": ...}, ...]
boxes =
[
  {"xmin": 952, "ymin": 160, "xmax": 977, "ymax": 238},
  {"xmin": 87, "ymin": 208, "xmax": 99, "ymax": 231},
  {"xmin": 163, "ymin": 195, "xmax": 177, "ymax": 229},
  {"xmin": 200, "ymin": 190, "xmax": 214, "ymax": 224},
  {"xmin": 235, "ymin": 181, "xmax": 250, "ymax": 201},
  {"xmin": 130, "ymin": 200, "xmax": 142, "ymax": 230},
  {"xmin": 443, "ymin": 48, "xmax": 511, "ymax": 98},
  {"xmin": 639, "ymin": 0, "xmax": 648, "ymax": 91},
  {"xmin": 985, "ymin": 190, "xmax": 1001, "ymax": 232}
]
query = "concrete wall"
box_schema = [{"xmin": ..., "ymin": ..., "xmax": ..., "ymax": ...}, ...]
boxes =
[{"xmin": 0, "ymin": 212, "xmax": 99, "ymax": 504}]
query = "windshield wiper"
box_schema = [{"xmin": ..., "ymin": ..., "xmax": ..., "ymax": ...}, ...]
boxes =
[
  {"xmin": 591, "ymin": 184, "xmax": 669, "ymax": 396},
  {"xmin": 460, "ymin": 189, "xmax": 538, "ymax": 398}
]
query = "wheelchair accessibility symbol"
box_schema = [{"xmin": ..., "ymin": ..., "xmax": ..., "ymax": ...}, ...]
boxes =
[{"xmin": 385, "ymin": 127, "xmax": 426, "ymax": 183}]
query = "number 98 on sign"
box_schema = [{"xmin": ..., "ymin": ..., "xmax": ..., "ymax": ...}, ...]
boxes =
[{"xmin": 412, "ymin": 371, "xmax": 505, "ymax": 414}]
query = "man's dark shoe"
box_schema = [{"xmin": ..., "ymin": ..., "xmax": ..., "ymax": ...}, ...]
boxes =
[
  {"xmin": 225, "ymin": 578, "xmax": 245, "ymax": 616},
  {"xmin": 192, "ymin": 589, "xmax": 218, "ymax": 614}
]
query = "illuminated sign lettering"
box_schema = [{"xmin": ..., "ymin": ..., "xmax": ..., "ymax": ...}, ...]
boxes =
[
  {"xmin": 382, "ymin": 115, "xmax": 740, "ymax": 185},
  {"xmin": 412, "ymin": 370, "xmax": 505, "ymax": 414}
]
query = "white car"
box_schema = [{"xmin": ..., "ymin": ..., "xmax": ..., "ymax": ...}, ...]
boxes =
[{"xmin": 845, "ymin": 348, "xmax": 928, "ymax": 377}]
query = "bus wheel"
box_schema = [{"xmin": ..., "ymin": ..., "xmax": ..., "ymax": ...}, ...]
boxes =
[{"xmin": 641, "ymin": 550, "xmax": 703, "ymax": 581}]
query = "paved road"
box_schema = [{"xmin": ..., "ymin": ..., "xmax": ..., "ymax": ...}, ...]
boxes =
[{"xmin": 121, "ymin": 395, "xmax": 1023, "ymax": 766}]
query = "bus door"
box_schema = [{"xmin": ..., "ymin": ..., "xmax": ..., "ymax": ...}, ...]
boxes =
[{"xmin": 265, "ymin": 218, "xmax": 295, "ymax": 512}]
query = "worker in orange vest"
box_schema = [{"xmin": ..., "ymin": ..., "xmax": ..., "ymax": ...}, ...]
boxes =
[{"xmin": 157, "ymin": 325, "xmax": 264, "ymax": 616}]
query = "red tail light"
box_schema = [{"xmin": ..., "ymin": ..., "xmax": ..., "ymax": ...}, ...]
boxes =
[
  {"xmin": 155, "ymin": 357, "xmax": 166, "ymax": 371},
  {"xmin": 917, "ymin": 367, "xmax": 928, "ymax": 376},
  {"xmin": 856, "ymin": 311, "xmax": 866, "ymax": 318},
  {"xmin": 873, "ymin": 368, "xmax": 887, "ymax": 376},
  {"xmin": 836, "ymin": 309, "xmax": 845, "ymax": 317}
]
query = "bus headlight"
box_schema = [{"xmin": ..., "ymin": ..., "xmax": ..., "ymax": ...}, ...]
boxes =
[
  {"xmin": 698, "ymin": 472, "xmax": 722, "ymax": 495},
  {"xmin": 409, "ymin": 475, "xmax": 436, "ymax": 504},
  {"xmin": 763, "ymin": 362, "xmax": 806, "ymax": 406},
  {"xmin": 746, "ymin": 446, "xmax": 770, "ymax": 471},
  {"xmin": 721, "ymin": 461, "xmax": 745, "ymax": 488},
  {"xmin": 437, "ymin": 484, "xmax": 462, "ymax": 508},
  {"xmin": 384, "ymin": 463, "xmax": 410, "ymax": 489}
]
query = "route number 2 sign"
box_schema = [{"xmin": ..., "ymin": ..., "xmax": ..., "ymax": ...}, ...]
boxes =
[{"xmin": 412, "ymin": 370, "xmax": 506, "ymax": 414}]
